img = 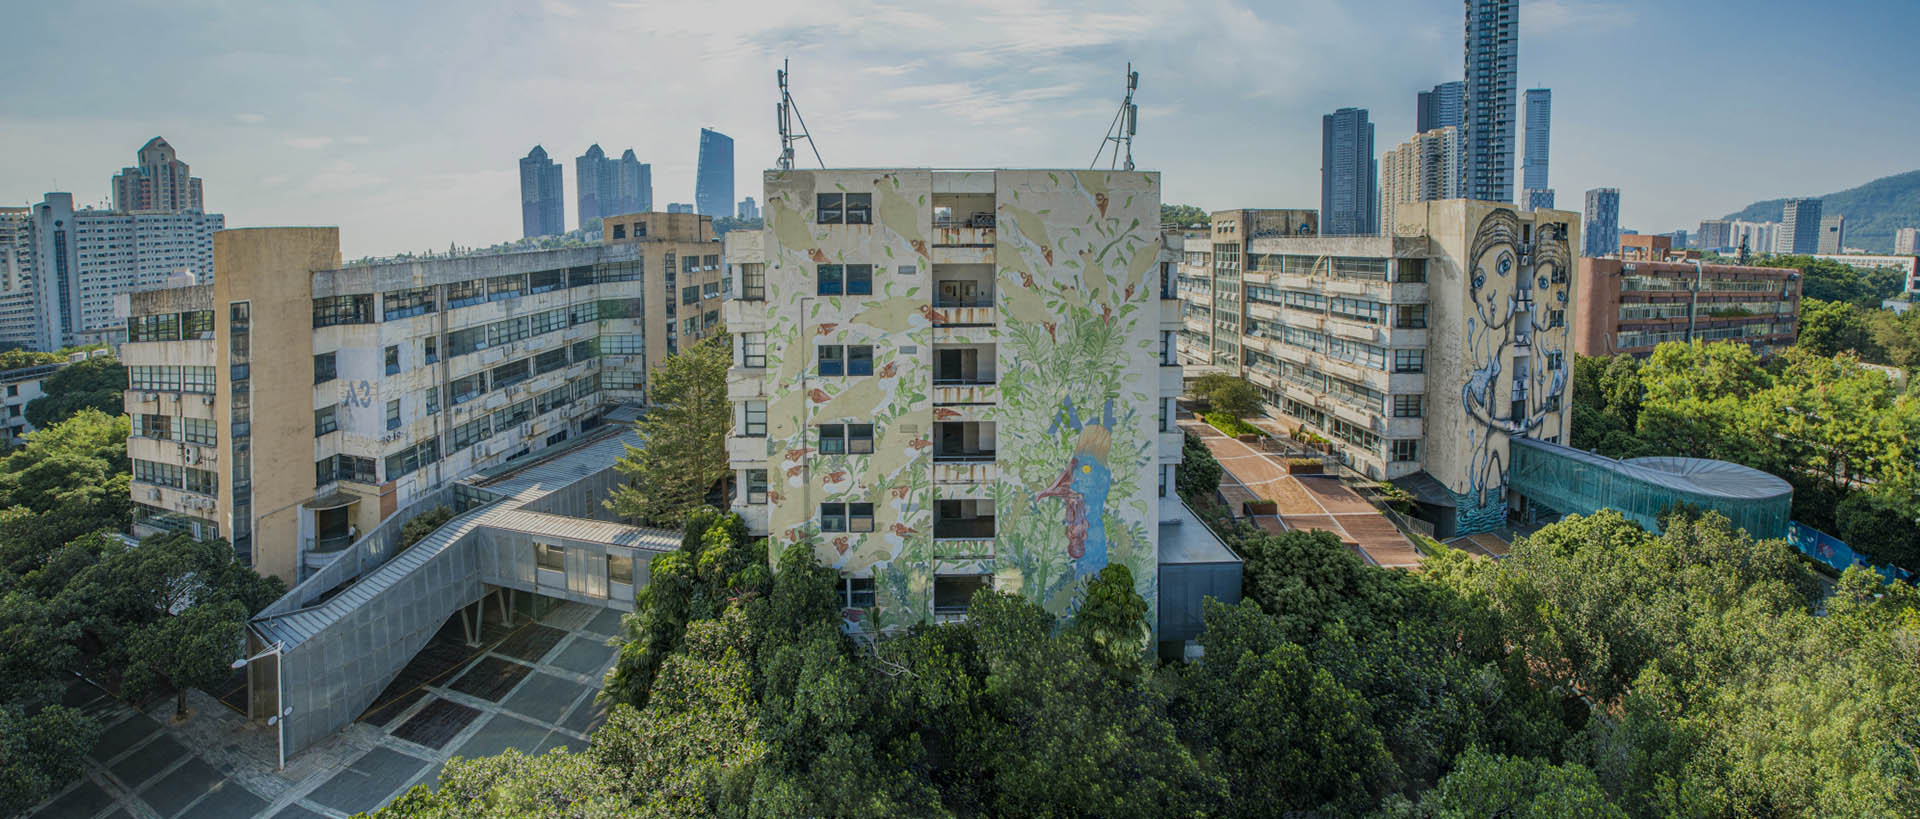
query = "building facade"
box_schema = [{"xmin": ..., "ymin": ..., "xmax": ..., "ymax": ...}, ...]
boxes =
[
  {"xmin": 1810, "ymin": 253, "xmax": 1920, "ymax": 297},
  {"xmin": 1727, "ymin": 219, "xmax": 1780, "ymax": 255},
  {"xmin": 1577, "ymin": 239, "xmax": 1800, "ymax": 358},
  {"xmin": 1464, "ymin": 0, "xmax": 1519, "ymax": 203},
  {"xmin": 694, "ymin": 128, "xmax": 735, "ymax": 218},
  {"xmin": 1895, "ymin": 227, "xmax": 1919, "ymax": 256},
  {"xmin": 1416, "ymin": 80, "xmax": 1465, "ymax": 134},
  {"xmin": 1381, "ymin": 127, "xmax": 1460, "ymax": 235},
  {"xmin": 737, "ymin": 197, "xmax": 760, "ymax": 220},
  {"xmin": 575, "ymin": 145, "xmax": 652, "ymax": 228},
  {"xmin": 1817, "ymin": 214, "xmax": 1846, "ymax": 254},
  {"xmin": 1584, "ymin": 188, "xmax": 1620, "ymax": 257},
  {"xmin": 519, "ymin": 146, "xmax": 566, "ymax": 238},
  {"xmin": 722, "ymin": 168, "xmax": 1186, "ymax": 631},
  {"xmin": 1698, "ymin": 219, "xmax": 1733, "ymax": 250},
  {"xmin": 111, "ymin": 137, "xmax": 205, "ymax": 213},
  {"xmin": 1781, "ymin": 197, "xmax": 1823, "ymax": 255},
  {"xmin": 1521, "ymin": 88, "xmax": 1552, "ymax": 208},
  {"xmin": 1321, "ymin": 108, "xmax": 1378, "ymax": 236},
  {"xmin": 121, "ymin": 228, "xmax": 651, "ymax": 581},
  {"xmin": 596, "ymin": 212, "xmax": 727, "ymax": 360}
]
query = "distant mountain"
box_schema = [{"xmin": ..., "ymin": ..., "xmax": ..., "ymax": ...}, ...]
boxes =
[{"xmin": 1723, "ymin": 170, "xmax": 1920, "ymax": 253}]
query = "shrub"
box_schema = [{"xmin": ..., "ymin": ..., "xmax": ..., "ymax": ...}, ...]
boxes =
[{"xmin": 1205, "ymin": 412, "xmax": 1264, "ymax": 438}]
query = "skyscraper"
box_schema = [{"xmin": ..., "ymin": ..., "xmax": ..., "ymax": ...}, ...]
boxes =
[
  {"xmin": 1818, "ymin": 214, "xmax": 1846, "ymax": 253},
  {"xmin": 1781, "ymin": 198, "xmax": 1823, "ymax": 255},
  {"xmin": 576, "ymin": 144, "xmax": 614, "ymax": 228},
  {"xmin": 695, "ymin": 128, "xmax": 734, "ymax": 218},
  {"xmin": 1417, "ymin": 81, "xmax": 1465, "ymax": 133},
  {"xmin": 519, "ymin": 146, "xmax": 564, "ymax": 238},
  {"xmin": 111, "ymin": 137, "xmax": 205, "ymax": 212},
  {"xmin": 1584, "ymin": 188, "xmax": 1620, "ymax": 257},
  {"xmin": 1698, "ymin": 219, "xmax": 1733, "ymax": 250},
  {"xmin": 618, "ymin": 149, "xmax": 653, "ymax": 216},
  {"xmin": 1464, "ymin": 0, "xmax": 1519, "ymax": 203},
  {"xmin": 1380, "ymin": 127, "xmax": 1458, "ymax": 232},
  {"xmin": 1321, "ymin": 107, "xmax": 1377, "ymax": 236},
  {"xmin": 1896, "ymin": 227, "xmax": 1920, "ymax": 255},
  {"xmin": 1521, "ymin": 88, "xmax": 1552, "ymax": 209}
]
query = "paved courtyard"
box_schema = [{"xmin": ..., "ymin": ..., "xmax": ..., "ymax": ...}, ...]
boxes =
[{"xmin": 28, "ymin": 599, "xmax": 623, "ymax": 819}]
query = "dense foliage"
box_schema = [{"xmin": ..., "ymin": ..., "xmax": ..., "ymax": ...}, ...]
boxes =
[
  {"xmin": 1189, "ymin": 372, "xmax": 1261, "ymax": 419},
  {"xmin": 1174, "ymin": 430, "xmax": 1223, "ymax": 501},
  {"xmin": 608, "ymin": 332, "xmax": 733, "ymax": 527},
  {"xmin": 1161, "ymin": 203, "xmax": 1209, "ymax": 228},
  {"xmin": 1744, "ymin": 254, "xmax": 1905, "ymax": 308},
  {"xmin": 24, "ymin": 356, "xmax": 127, "ymax": 431}
]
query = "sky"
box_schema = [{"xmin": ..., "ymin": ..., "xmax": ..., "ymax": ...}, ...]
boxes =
[{"xmin": 3, "ymin": 0, "xmax": 1917, "ymax": 258}]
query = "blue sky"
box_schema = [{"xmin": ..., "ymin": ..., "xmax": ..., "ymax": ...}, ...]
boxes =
[{"xmin": 3, "ymin": 0, "xmax": 1916, "ymax": 258}]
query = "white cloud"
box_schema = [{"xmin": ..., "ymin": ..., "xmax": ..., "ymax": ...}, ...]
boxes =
[
  {"xmin": 234, "ymin": 112, "xmax": 266, "ymax": 125},
  {"xmin": 285, "ymin": 136, "xmax": 334, "ymax": 150}
]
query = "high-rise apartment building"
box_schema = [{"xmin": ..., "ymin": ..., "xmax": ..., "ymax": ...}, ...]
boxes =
[
  {"xmin": 1895, "ymin": 227, "xmax": 1920, "ymax": 256},
  {"xmin": 1321, "ymin": 107, "xmax": 1378, "ymax": 236},
  {"xmin": 597, "ymin": 212, "xmax": 727, "ymax": 359},
  {"xmin": 721, "ymin": 168, "xmax": 1198, "ymax": 634},
  {"xmin": 1417, "ymin": 81, "xmax": 1465, "ymax": 133},
  {"xmin": 2, "ymin": 192, "xmax": 223, "ymax": 351},
  {"xmin": 1817, "ymin": 214, "xmax": 1846, "ymax": 254},
  {"xmin": 519, "ymin": 146, "xmax": 565, "ymax": 238},
  {"xmin": 1521, "ymin": 88, "xmax": 1552, "ymax": 209},
  {"xmin": 1381, "ymin": 127, "xmax": 1460, "ymax": 233},
  {"xmin": 1781, "ymin": 198, "xmax": 1823, "ymax": 255},
  {"xmin": 1698, "ymin": 219, "xmax": 1733, "ymax": 250},
  {"xmin": 1464, "ymin": 0, "xmax": 1519, "ymax": 203},
  {"xmin": 120, "ymin": 228, "xmax": 654, "ymax": 580},
  {"xmin": 111, "ymin": 137, "xmax": 205, "ymax": 213},
  {"xmin": 1180, "ymin": 199, "xmax": 1578, "ymax": 536},
  {"xmin": 1725, "ymin": 220, "xmax": 1780, "ymax": 255},
  {"xmin": 1584, "ymin": 188, "xmax": 1620, "ymax": 257},
  {"xmin": 737, "ymin": 197, "xmax": 759, "ymax": 220},
  {"xmin": 576, "ymin": 145, "xmax": 653, "ymax": 228},
  {"xmin": 694, "ymin": 128, "xmax": 735, "ymax": 218},
  {"xmin": 1576, "ymin": 238, "xmax": 1799, "ymax": 358}
]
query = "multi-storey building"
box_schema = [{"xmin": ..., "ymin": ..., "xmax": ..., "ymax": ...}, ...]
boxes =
[
  {"xmin": 111, "ymin": 137, "xmax": 205, "ymax": 213},
  {"xmin": 1817, "ymin": 214, "xmax": 1846, "ymax": 254},
  {"xmin": 1181, "ymin": 199, "xmax": 1579, "ymax": 537},
  {"xmin": 1584, "ymin": 187, "xmax": 1620, "ymax": 257},
  {"xmin": 519, "ymin": 146, "xmax": 566, "ymax": 238},
  {"xmin": 737, "ymin": 197, "xmax": 760, "ymax": 220},
  {"xmin": 1381, "ymin": 127, "xmax": 1460, "ymax": 234},
  {"xmin": 1464, "ymin": 0, "xmax": 1519, "ymax": 203},
  {"xmin": 1810, "ymin": 253, "xmax": 1920, "ymax": 297},
  {"xmin": 1727, "ymin": 219, "xmax": 1780, "ymax": 256},
  {"xmin": 1781, "ymin": 197, "xmax": 1823, "ymax": 255},
  {"xmin": 1521, "ymin": 88, "xmax": 1552, "ymax": 209},
  {"xmin": 1895, "ymin": 227, "xmax": 1920, "ymax": 256},
  {"xmin": 694, "ymin": 128, "xmax": 735, "ymax": 218},
  {"xmin": 121, "ymin": 227, "xmax": 651, "ymax": 581},
  {"xmin": 1321, "ymin": 107, "xmax": 1377, "ymax": 236},
  {"xmin": 1577, "ymin": 235, "xmax": 1799, "ymax": 357},
  {"xmin": 721, "ymin": 168, "xmax": 1190, "ymax": 632},
  {"xmin": 1176, "ymin": 209, "xmax": 1320, "ymax": 371},
  {"xmin": 1416, "ymin": 80, "xmax": 1464, "ymax": 134},
  {"xmin": 575, "ymin": 145, "xmax": 652, "ymax": 228},
  {"xmin": 596, "ymin": 211, "xmax": 727, "ymax": 359},
  {"xmin": 3, "ymin": 192, "xmax": 224, "ymax": 351},
  {"xmin": 1698, "ymin": 219, "xmax": 1733, "ymax": 250}
]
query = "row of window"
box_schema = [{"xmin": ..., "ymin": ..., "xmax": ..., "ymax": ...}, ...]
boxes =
[
  {"xmin": 133, "ymin": 414, "xmax": 217, "ymax": 444},
  {"xmin": 317, "ymin": 454, "xmax": 378, "ymax": 485},
  {"xmin": 129, "ymin": 365, "xmax": 217, "ymax": 393},
  {"xmin": 127, "ymin": 310, "xmax": 214, "ymax": 342},
  {"xmin": 533, "ymin": 543, "xmax": 636, "ymax": 585},
  {"xmin": 132, "ymin": 458, "xmax": 218, "ymax": 495},
  {"xmin": 816, "ymin": 193, "xmax": 873, "ymax": 225},
  {"xmin": 818, "ymin": 264, "xmax": 875, "ymax": 296}
]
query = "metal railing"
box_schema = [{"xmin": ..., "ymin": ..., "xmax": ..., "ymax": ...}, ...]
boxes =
[{"xmin": 933, "ymin": 451, "xmax": 996, "ymax": 463}]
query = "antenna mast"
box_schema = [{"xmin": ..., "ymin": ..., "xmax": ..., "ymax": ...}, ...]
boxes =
[
  {"xmin": 776, "ymin": 59, "xmax": 824, "ymax": 170},
  {"xmin": 1090, "ymin": 63, "xmax": 1139, "ymax": 171}
]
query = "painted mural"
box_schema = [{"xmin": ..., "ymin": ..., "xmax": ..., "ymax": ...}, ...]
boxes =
[
  {"xmin": 1454, "ymin": 207, "xmax": 1573, "ymax": 535},
  {"xmin": 756, "ymin": 169, "xmax": 1162, "ymax": 632}
]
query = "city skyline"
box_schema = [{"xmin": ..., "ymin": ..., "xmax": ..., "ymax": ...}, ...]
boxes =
[{"xmin": 3, "ymin": 1, "xmax": 1917, "ymax": 257}]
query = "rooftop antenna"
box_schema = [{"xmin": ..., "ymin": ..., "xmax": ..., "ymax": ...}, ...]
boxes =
[
  {"xmin": 776, "ymin": 59, "xmax": 824, "ymax": 170},
  {"xmin": 1090, "ymin": 63, "xmax": 1139, "ymax": 171}
]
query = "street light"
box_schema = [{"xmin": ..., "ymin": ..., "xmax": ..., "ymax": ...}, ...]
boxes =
[{"xmin": 232, "ymin": 640, "xmax": 289, "ymax": 770}]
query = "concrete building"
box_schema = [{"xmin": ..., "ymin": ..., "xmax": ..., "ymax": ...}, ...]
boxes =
[
  {"xmin": 1818, "ymin": 214, "xmax": 1846, "ymax": 254},
  {"xmin": 1174, "ymin": 209, "xmax": 1319, "ymax": 371},
  {"xmin": 1417, "ymin": 80, "xmax": 1465, "ymax": 134},
  {"xmin": 111, "ymin": 137, "xmax": 204, "ymax": 213},
  {"xmin": 1781, "ymin": 197, "xmax": 1823, "ymax": 255},
  {"xmin": 1464, "ymin": 0, "xmax": 1519, "ymax": 203},
  {"xmin": 3, "ymin": 192, "xmax": 223, "ymax": 351},
  {"xmin": 1811, "ymin": 253, "xmax": 1920, "ymax": 297},
  {"xmin": 1321, "ymin": 108, "xmax": 1378, "ymax": 236},
  {"xmin": 575, "ymin": 145, "xmax": 652, "ymax": 229},
  {"xmin": 737, "ymin": 197, "xmax": 759, "ymax": 220},
  {"xmin": 721, "ymin": 168, "xmax": 1219, "ymax": 639},
  {"xmin": 1189, "ymin": 199, "xmax": 1578, "ymax": 537},
  {"xmin": 519, "ymin": 146, "xmax": 565, "ymax": 238},
  {"xmin": 1726, "ymin": 219, "xmax": 1780, "ymax": 256},
  {"xmin": 694, "ymin": 128, "xmax": 734, "ymax": 218},
  {"xmin": 120, "ymin": 228, "xmax": 655, "ymax": 581},
  {"xmin": 1698, "ymin": 219, "xmax": 1733, "ymax": 250},
  {"xmin": 1584, "ymin": 188, "xmax": 1620, "ymax": 257},
  {"xmin": 1577, "ymin": 236, "xmax": 1799, "ymax": 358},
  {"xmin": 1381, "ymin": 127, "xmax": 1460, "ymax": 235},
  {"xmin": 1895, "ymin": 227, "xmax": 1920, "ymax": 255},
  {"xmin": 1521, "ymin": 88, "xmax": 1552, "ymax": 209},
  {"xmin": 596, "ymin": 211, "xmax": 727, "ymax": 359}
]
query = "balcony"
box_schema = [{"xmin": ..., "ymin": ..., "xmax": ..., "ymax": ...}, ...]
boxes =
[{"xmin": 934, "ymin": 499, "xmax": 996, "ymax": 540}]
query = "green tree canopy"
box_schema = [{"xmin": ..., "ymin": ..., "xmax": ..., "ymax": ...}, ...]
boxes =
[
  {"xmin": 24, "ymin": 356, "xmax": 125, "ymax": 431},
  {"xmin": 1161, "ymin": 203, "xmax": 1208, "ymax": 227},
  {"xmin": 607, "ymin": 332, "xmax": 732, "ymax": 527}
]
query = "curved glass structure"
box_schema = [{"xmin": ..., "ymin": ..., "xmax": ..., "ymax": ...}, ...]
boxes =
[{"xmin": 1509, "ymin": 439, "xmax": 1792, "ymax": 540}]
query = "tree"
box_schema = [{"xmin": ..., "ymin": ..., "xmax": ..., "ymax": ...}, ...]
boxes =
[
  {"xmin": 1383, "ymin": 748, "xmax": 1625, "ymax": 819},
  {"xmin": 607, "ymin": 332, "xmax": 731, "ymax": 527},
  {"xmin": 24, "ymin": 356, "xmax": 126, "ymax": 430},
  {"xmin": 1868, "ymin": 305, "xmax": 1920, "ymax": 370},
  {"xmin": 1161, "ymin": 204, "xmax": 1208, "ymax": 227},
  {"xmin": 0, "ymin": 410, "xmax": 131, "ymax": 576},
  {"xmin": 1175, "ymin": 431, "xmax": 1223, "ymax": 501},
  {"xmin": 1208, "ymin": 378, "xmax": 1260, "ymax": 419},
  {"xmin": 1065, "ymin": 563, "xmax": 1150, "ymax": 673},
  {"xmin": 1797, "ymin": 298, "xmax": 1882, "ymax": 360},
  {"xmin": 1835, "ymin": 489, "xmax": 1920, "ymax": 570},
  {"xmin": 124, "ymin": 598, "xmax": 248, "ymax": 718},
  {"xmin": 0, "ymin": 704, "xmax": 100, "ymax": 816},
  {"xmin": 0, "ymin": 350, "xmax": 59, "ymax": 371},
  {"xmin": 398, "ymin": 506, "xmax": 454, "ymax": 549}
]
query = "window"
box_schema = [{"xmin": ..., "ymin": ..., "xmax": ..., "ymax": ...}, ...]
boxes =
[
  {"xmin": 818, "ymin": 345, "xmax": 843, "ymax": 376},
  {"xmin": 181, "ymin": 366, "xmax": 216, "ymax": 393},
  {"xmin": 535, "ymin": 347, "xmax": 569, "ymax": 374},
  {"xmin": 492, "ymin": 359, "xmax": 532, "ymax": 391},
  {"xmin": 385, "ymin": 345, "xmax": 401, "ymax": 375},
  {"xmin": 488, "ymin": 317, "xmax": 530, "ymax": 347},
  {"xmin": 818, "ymin": 264, "xmax": 842, "ymax": 296},
  {"xmin": 745, "ymin": 469, "xmax": 768, "ymax": 503},
  {"xmin": 818, "ymin": 344, "xmax": 873, "ymax": 376},
  {"xmin": 819, "ymin": 502, "xmax": 875, "ymax": 533},
  {"xmin": 530, "ymin": 308, "xmax": 566, "ymax": 337},
  {"xmin": 447, "ymin": 280, "xmax": 485, "ymax": 308},
  {"xmin": 132, "ymin": 459, "xmax": 184, "ymax": 488},
  {"xmin": 572, "ymin": 338, "xmax": 599, "ymax": 363},
  {"xmin": 448, "ymin": 326, "xmax": 486, "ymax": 356},
  {"xmin": 450, "ymin": 417, "xmax": 492, "ymax": 451},
  {"xmin": 493, "ymin": 399, "xmax": 533, "ymax": 433},
  {"xmin": 847, "ymin": 345, "xmax": 873, "ymax": 375},
  {"xmin": 1393, "ymin": 349, "xmax": 1425, "ymax": 374},
  {"xmin": 816, "ymin": 264, "xmax": 872, "ymax": 296},
  {"xmin": 183, "ymin": 417, "xmax": 216, "ymax": 446},
  {"xmin": 423, "ymin": 336, "xmax": 438, "ymax": 365},
  {"xmin": 741, "ymin": 264, "xmax": 766, "ymax": 300},
  {"xmin": 1391, "ymin": 440, "xmax": 1419, "ymax": 462},
  {"xmin": 682, "ymin": 285, "xmax": 699, "ymax": 306},
  {"xmin": 602, "ymin": 334, "xmax": 644, "ymax": 355},
  {"xmin": 844, "ymin": 577, "xmax": 876, "ymax": 609},
  {"xmin": 1393, "ymin": 394, "xmax": 1423, "ymax": 418},
  {"xmin": 137, "ymin": 413, "xmax": 173, "ymax": 440},
  {"xmin": 612, "ymin": 223, "xmax": 626, "ymax": 239},
  {"xmin": 529, "ymin": 269, "xmax": 563, "ymax": 293},
  {"xmin": 744, "ymin": 401, "xmax": 767, "ymax": 436},
  {"xmin": 314, "ymin": 352, "xmax": 337, "ymax": 384},
  {"xmin": 383, "ymin": 287, "xmax": 435, "ymax": 320},
  {"xmin": 846, "ymin": 264, "xmax": 872, "ymax": 295},
  {"xmin": 844, "ymin": 194, "xmax": 872, "ymax": 224},
  {"xmin": 385, "ymin": 437, "xmax": 440, "ymax": 480},
  {"xmin": 315, "ymin": 405, "xmax": 337, "ymax": 436},
  {"xmin": 451, "ymin": 372, "xmax": 487, "ymax": 404},
  {"xmin": 487, "ymin": 274, "xmax": 524, "ymax": 302},
  {"xmin": 933, "ymin": 575, "xmax": 990, "ymax": 615},
  {"xmin": 1395, "ymin": 305, "xmax": 1427, "ymax": 329},
  {"xmin": 183, "ymin": 310, "xmax": 214, "ymax": 338},
  {"xmin": 425, "ymin": 387, "xmax": 440, "ymax": 416},
  {"xmin": 130, "ymin": 365, "xmax": 182, "ymax": 392},
  {"xmin": 1548, "ymin": 309, "xmax": 1565, "ymax": 329},
  {"xmin": 608, "ymin": 554, "xmax": 634, "ymax": 585},
  {"xmin": 313, "ymin": 294, "xmax": 374, "ymax": 327},
  {"xmin": 185, "ymin": 468, "xmax": 218, "ymax": 495},
  {"xmin": 741, "ymin": 333, "xmax": 766, "ymax": 368},
  {"xmin": 818, "ymin": 423, "xmax": 874, "ymax": 455},
  {"xmin": 817, "ymin": 193, "xmax": 843, "ymax": 224},
  {"xmin": 127, "ymin": 312, "xmax": 181, "ymax": 342},
  {"xmin": 1397, "ymin": 259, "xmax": 1427, "ymax": 283},
  {"xmin": 386, "ymin": 399, "xmax": 402, "ymax": 430},
  {"xmin": 703, "ymin": 255, "xmax": 719, "ymax": 269},
  {"xmin": 537, "ymin": 543, "xmax": 566, "ymax": 571}
]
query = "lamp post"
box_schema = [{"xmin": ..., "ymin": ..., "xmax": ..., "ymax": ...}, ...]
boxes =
[{"xmin": 231, "ymin": 640, "xmax": 290, "ymax": 770}]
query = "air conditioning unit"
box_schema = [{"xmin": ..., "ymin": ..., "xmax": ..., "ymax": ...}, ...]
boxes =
[
  {"xmin": 182, "ymin": 448, "xmax": 199, "ymax": 465},
  {"xmin": 519, "ymin": 423, "xmax": 533, "ymax": 437},
  {"xmin": 143, "ymin": 392, "xmax": 160, "ymax": 402},
  {"xmin": 148, "ymin": 488, "xmax": 162, "ymax": 501},
  {"xmin": 201, "ymin": 395, "xmax": 214, "ymax": 405}
]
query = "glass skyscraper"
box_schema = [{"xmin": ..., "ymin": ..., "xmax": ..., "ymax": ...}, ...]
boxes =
[
  {"xmin": 1416, "ymin": 81, "xmax": 1464, "ymax": 133},
  {"xmin": 1321, "ymin": 107, "xmax": 1378, "ymax": 236},
  {"xmin": 1522, "ymin": 88, "xmax": 1552, "ymax": 208},
  {"xmin": 695, "ymin": 128, "xmax": 735, "ymax": 218},
  {"xmin": 1464, "ymin": 0, "xmax": 1518, "ymax": 203},
  {"xmin": 1584, "ymin": 188, "xmax": 1620, "ymax": 257},
  {"xmin": 519, "ymin": 145, "xmax": 565, "ymax": 238}
]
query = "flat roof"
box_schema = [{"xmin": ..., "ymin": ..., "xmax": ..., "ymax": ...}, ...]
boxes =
[{"xmin": 1159, "ymin": 500, "xmax": 1241, "ymax": 566}]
